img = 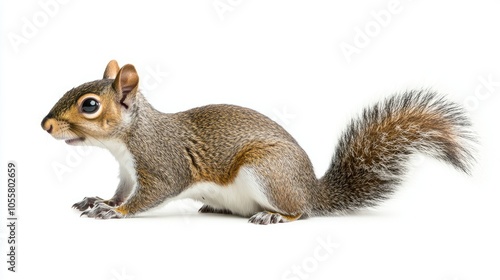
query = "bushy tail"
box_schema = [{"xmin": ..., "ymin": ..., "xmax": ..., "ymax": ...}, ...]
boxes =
[{"xmin": 312, "ymin": 90, "xmax": 476, "ymax": 215}]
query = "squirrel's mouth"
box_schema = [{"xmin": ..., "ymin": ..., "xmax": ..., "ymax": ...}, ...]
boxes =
[{"xmin": 65, "ymin": 137, "xmax": 85, "ymax": 145}]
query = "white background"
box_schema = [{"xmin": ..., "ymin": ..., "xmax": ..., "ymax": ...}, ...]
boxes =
[{"xmin": 1, "ymin": 1, "xmax": 499, "ymax": 280}]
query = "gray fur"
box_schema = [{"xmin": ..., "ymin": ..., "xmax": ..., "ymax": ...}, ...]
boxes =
[
  {"xmin": 42, "ymin": 65, "xmax": 476, "ymax": 223},
  {"xmin": 312, "ymin": 90, "xmax": 476, "ymax": 215}
]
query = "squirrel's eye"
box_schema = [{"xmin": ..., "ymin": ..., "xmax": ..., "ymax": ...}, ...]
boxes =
[
  {"xmin": 82, "ymin": 98, "xmax": 100, "ymax": 113},
  {"xmin": 79, "ymin": 95, "xmax": 102, "ymax": 119}
]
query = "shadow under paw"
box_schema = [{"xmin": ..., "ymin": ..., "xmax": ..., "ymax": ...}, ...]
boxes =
[{"xmin": 198, "ymin": 204, "xmax": 233, "ymax": 215}]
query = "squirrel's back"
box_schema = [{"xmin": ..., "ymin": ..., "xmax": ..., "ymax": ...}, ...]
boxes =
[{"xmin": 180, "ymin": 104, "xmax": 296, "ymax": 145}]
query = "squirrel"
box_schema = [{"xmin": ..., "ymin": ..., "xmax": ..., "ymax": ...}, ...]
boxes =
[{"xmin": 41, "ymin": 60, "xmax": 476, "ymax": 225}]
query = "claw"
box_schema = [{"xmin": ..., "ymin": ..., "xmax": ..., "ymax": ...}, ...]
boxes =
[
  {"xmin": 248, "ymin": 211, "xmax": 302, "ymax": 224},
  {"xmin": 72, "ymin": 196, "xmax": 104, "ymax": 211},
  {"xmin": 248, "ymin": 212, "xmax": 285, "ymax": 225},
  {"xmin": 80, "ymin": 203, "xmax": 124, "ymax": 219}
]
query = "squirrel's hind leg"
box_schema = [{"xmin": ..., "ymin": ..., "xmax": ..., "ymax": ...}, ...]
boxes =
[{"xmin": 242, "ymin": 142, "xmax": 313, "ymax": 225}]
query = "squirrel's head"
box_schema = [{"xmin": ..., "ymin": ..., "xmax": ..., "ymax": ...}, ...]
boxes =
[{"xmin": 41, "ymin": 60, "xmax": 139, "ymax": 145}]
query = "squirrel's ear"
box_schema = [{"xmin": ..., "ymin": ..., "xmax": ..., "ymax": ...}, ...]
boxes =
[
  {"xmin": 103, "ymin": 60, "xmax": 120, "ymax": 79},
  {"xmin": 113, "ymin": 64, "xmax": 139, "ymax": 109}
]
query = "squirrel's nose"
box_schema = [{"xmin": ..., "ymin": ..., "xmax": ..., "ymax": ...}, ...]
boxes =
[{"xmin": 41, "ymin": 114, "xmax": 54, "ymax": 134}]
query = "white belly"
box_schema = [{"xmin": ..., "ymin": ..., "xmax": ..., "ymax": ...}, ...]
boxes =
[{"xmin": 174, "ymin": 167, "xmax": 277, "ymax": 217}]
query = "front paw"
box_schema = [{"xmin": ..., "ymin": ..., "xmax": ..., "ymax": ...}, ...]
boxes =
[
  {"xmin": 72, "ymin": 196, "xmax": 104, "ymax": 211},
  {"xmin": 81, "ymin": 203, "xmax": 124, "ymax": 219}
]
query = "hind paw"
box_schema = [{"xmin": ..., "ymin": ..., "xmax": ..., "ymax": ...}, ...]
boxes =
[{"xmin": 248, "ymin": 211, "xmax": 302, "ymax": 225}]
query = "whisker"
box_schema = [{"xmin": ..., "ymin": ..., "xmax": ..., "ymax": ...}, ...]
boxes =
[{"xmin": 71, "ymin": 125, "xmax": 112, "ymax": 150}]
